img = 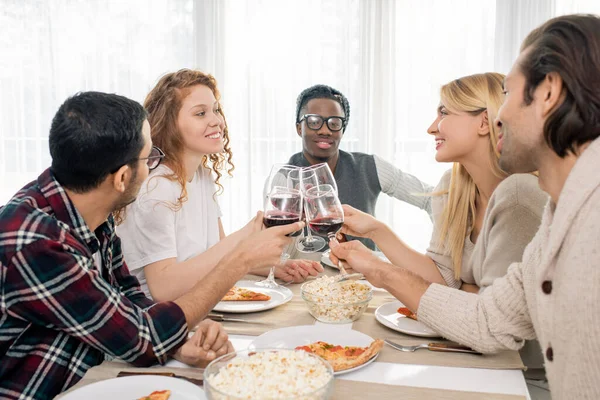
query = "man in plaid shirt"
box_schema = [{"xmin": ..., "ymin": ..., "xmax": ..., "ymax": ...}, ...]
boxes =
[{"xmin": 0, "ymin": 92, "xmax": 302, "ymax": 399}]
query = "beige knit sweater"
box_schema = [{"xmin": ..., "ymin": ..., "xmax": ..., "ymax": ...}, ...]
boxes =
[
  {"xmin": 418, "ymin": 137, "xmax": 600, "ymax": 399},
  {"xmin": 427, "ymin": 170, "xmax": 548, "ymax": 290}
]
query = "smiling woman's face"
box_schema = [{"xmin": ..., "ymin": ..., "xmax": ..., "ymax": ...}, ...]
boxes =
[
  {"xmin": 296, "ymin": 98, "xmax": 344, "ymax": 162},
  {"xmin": 177, "ymin": 84, "xmax": 225, "ymax": 156}
]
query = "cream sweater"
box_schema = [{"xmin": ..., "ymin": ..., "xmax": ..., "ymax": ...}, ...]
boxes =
[
  {"xmin": 418, "ymin": 137, "xmax": 600, "ymax": 399},
  {"xmin": 427, "ymin": 170, "xmax": 548, "ymax": 290}
]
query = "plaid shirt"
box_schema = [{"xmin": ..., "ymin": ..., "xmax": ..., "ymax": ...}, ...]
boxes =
[{"xmin": 0, "ymin": 169, "xmax": 188, "ymax": 400}]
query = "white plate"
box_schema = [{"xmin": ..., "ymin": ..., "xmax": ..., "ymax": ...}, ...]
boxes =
[
  {"xmin": 60, "ymin": 375, "xmax": 205, "ymax": 400},
  {"xmin": 249, "ymin": 324, "xmax": 380, "ymax": 375},
  {"xmin": 375, "ymin": 300, "xmax": 441, "ymax": 338},
  {"xmin": 213, "ymin": 280, "xmax": 293, "ymax": 313},
  {"xmin": 321, "ymin": 250, "xmax": 388, "ymax": 269}
]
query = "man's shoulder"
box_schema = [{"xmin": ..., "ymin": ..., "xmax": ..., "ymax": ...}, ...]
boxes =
[
  {"xmin": 0, "ymin": 194, "xmax": 71, "ymax": 260},
  {"xmin": 341, "ymin": 150, "xmax": 374, "ymax": 162},
  {"xmin": 339, "ymin": 151, "xmax": 376, "ymax": 170},
  {"xmin": 287, "ymin": 152, "xmax": 307, "ymax": 166}
]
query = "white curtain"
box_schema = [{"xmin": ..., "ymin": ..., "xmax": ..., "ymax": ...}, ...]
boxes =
[
  {"xmin": 1, "ymin": 0, "xmax": 599, "ymax": 252},
  {"xmin": 0, "ymin": 0, "xmax": 196, "ymax": 198},
  {"xmin": 213, "ymin": 0, "xmax": 497, "ymax": 252}
]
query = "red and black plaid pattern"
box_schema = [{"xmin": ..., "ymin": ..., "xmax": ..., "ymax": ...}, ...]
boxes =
[{"xmin": 0, "ymin": 169, "xmax": 188, "ymax": 399}]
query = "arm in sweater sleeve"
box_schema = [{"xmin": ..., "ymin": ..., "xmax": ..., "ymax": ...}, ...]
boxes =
[
  {"xmin": 374, "ymin": 155, "xmax": 433, "ymax": 217},
  {"xmin": 417, "ymin": 247, "xmax": 538, "ymax": 353}
]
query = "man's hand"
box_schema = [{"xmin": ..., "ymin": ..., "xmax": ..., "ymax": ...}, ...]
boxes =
[
  {"xmin": 173, "ymin": 319, "xmax": 234, "ymax": 367},
  {"xmin": 275, "ymin": 259, "xmax": 323, "ymax": 283},
  {"xmin": 233, "ymin": 220, "xmax": 306, "ymax": 273},
  {"xmin": 329, "ymin": 239, "xmax": 387, "ymax": 287},
  {"xmin": 239, "ymin": 211, "xmax": 266, "ymax": 238}
]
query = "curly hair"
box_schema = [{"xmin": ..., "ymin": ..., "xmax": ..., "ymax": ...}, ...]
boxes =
[
  {"xmin": 295, "ymin": 84, "xmax": 350, "ymax": 130},
  {"xmin": 114, "ymin": 69, "xmax": 234, "ymax": 224}
]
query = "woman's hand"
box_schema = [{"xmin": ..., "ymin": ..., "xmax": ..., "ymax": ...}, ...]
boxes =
[
  {"xmin": 275, "ymin": 259, "xmax": 323, "ymax": 283},
  {"xmin": 329, "ymin": 239, "xmax": 388, "ymax": 287},
  {"xmin": 338, "ymin": 205, "xmax": 385, "ymax": 240}
]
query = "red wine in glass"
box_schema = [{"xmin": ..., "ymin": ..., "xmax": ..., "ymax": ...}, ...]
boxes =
[
  {"xmin": 308, "ymin": 217, "xmax": 344, "ymax": 236},
  {"xmin": 263, "ymin": 212, "xmax": 302, "ymax": 236}
]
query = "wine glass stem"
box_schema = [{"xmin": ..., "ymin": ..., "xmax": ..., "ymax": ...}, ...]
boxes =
[
  {"xmin": 269, "ymin": 245, "xmax": 292, "ymax": 283},
  {"xmin": 328, "ymin": 233, "xmax": 347, "ymax": 275},
  {"xmin": 305, "ymin": 218, "xmax": 315, "ymax": 243},
  {"xmin": 267, "ymin": 266, "xmax": 276, "ymax": 282}
]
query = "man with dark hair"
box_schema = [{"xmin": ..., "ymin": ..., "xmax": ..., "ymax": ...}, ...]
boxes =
[
  {"xmin": 0, "ymin": 92, "xmax": 302, "ymax": 399},
  {"xmin": 330, "ymin": 14, "xmax": 600, "ymax": 399},
  {"xmin": 288, "ymin": 84, "xmax": 433, "ymax": 250}
]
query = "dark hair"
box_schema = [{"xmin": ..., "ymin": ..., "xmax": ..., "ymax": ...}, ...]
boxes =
[
  {"xmin": 519, "ymin": 14, "xmax": 600, "ymax": 157},
  {"xmin": 295, "ymin": 84, "xmax": 351, "ymax": 129},
  {"xmin": 49, "ymin": 91, "xmax": 147, "ymax": 193}
]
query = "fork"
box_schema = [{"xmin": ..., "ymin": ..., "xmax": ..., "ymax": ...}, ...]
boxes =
[
  {"xmin": 330, "ymin": 260, "xmax": 364, "ymax": 284},
  {"xmin": 384, "ymin": 339, "xmax": 482, "ymax": 355}
]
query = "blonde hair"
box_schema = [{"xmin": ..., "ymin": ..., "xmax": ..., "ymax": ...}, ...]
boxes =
[{"xmin": 436, "ymin": 72, "xmax": 508, "ymax": 279}]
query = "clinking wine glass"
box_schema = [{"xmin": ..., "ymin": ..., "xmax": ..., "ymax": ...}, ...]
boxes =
[
  {"xmin": 255, "ymin": 186, "xmax": 303, "ymax": 288},
  {"xmin": 287, "ymin": 168, "xmax": 327, "ymax": 253},
  {"xmin": 263, "ymin": 164, "xmax": 299, "ymax": 199},
  {"xmin": 304, "ymin": 184, "xmax": 344, "ymax": 249},
  {"xmin": 302, "ymin": 162, "xmax": 338, "ymax": 193},
  {"xmin": 293, "ymin": 163, "xmax": 338, "ymax": 252}
]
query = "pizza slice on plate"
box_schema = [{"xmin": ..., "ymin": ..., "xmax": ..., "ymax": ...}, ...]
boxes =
[
  {"xmin": 295, "ymin": 339, "xmax": 384, "ymax": 372},
  {"xmin": 221, "ymin": 286, "xmax": 271, "ymax": 301},
  {"xmin": 138, "ymin": 390, "xmax": 171, "ymax": 400},
  {"xmin": 397, "ymin": 307, "xmax": 417, "ymax": 320}
]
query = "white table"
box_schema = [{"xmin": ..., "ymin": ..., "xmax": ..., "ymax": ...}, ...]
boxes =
[{"xmin": 166, "ymin": 320, "xmax": 531, "ymax": 399}]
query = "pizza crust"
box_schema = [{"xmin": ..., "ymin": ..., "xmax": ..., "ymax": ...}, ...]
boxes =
[
  {"xmin": 328, "ymin": 339, "xmax": 384, "ymax": 371},
  {"xmin": 138, "ymin": 390, "xmax": 171, "ymax": 400},
  {"xmin": 221, "ymin": 286, "xmax": 271, "ymax": 301},
  {"xmin": 397, "ymin": 307, "xmax": 418, "ymax": 320},
  {"xmin": 296, "ymin": 339, "xmax": 384, "ymax": 372}
]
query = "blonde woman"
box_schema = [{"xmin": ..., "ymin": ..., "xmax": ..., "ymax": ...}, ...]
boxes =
[
  {"xmin": 116, "ymin": 69, "xmax": 321, "ymax": 302},
  {"xmin": 337, "ymin": 72, "xmax": 547, "ymax": 294},
  {"xmin": 334, "ymin": 73, "xmax": 548, "ymax": 375}
]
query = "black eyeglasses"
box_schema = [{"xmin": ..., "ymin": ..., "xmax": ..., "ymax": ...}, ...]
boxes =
[
  {"xmin": 110, "ymin": 146, "xmax": 165, "ymax": 173},
  {"xmin": 298, "ymin": 114, "xmax": 346, "ymax": 132},
  {"xmin": 140, "ymin": 146, "xmax": 165, "ymax": 170}
]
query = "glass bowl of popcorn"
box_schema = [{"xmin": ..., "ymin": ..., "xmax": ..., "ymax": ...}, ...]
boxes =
[
  {"xmin": 203, "ymin": 348, "xmax": 334, "ymax": 400},
  {"xmin": 301, "ymin": 276, "xmax": 373, "ymax": 324}
]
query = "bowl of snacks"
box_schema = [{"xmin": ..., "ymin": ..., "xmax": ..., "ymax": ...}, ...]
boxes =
[
  {"xmin": 301, "ymin": 276, "xmax": 372, "ymax": 324},
  {"xmin": 203, "ymin": 349, "xmax": 334, "ymax": 400}
]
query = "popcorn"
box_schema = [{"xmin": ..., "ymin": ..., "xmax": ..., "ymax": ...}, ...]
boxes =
[
  {"xmin": 206, "ymin": 350, "xmax": 332, "ymax": 399},
  {"xmin": 301, "ymin": 276, "xmax": 372, "ymax": 323}
]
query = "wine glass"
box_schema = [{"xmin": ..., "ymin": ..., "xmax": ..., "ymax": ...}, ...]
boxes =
[
  {"xmin": 304, "ymin": 184, "xmax": 344, "ymax": 244},
  {"xmin": 287, "ymin": 168, "xmax": 327, "ymax": 252},
  {"xmin": 255, "ymin": 186, "xmax": 303, "ymax": 288},
  {"xmin": 263, "ymin": 164, "xmax": 299, "ymax": 199},
  {"xmin": 297, "ymin": 163, "xmax": 338, "ymax": 252},
  {"xmin": 302, "ymin": 163, "xmax": 338, "ymax": 193},
  {"xmin": 304, "ymin": 184, "xmax": 358, "ymax": 279}
]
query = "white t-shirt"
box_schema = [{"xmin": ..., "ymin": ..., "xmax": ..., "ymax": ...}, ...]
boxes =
[{"xmin": 117, "ymin": 164, "xmax": 222, "ymax": 297}]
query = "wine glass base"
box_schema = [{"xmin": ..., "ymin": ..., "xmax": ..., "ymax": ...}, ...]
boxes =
[
  {"xmin": 254, "ymin": 279, "xmax": 281, "ymax": 289},
  {"xmin": 296, "ymin": 236, "xmax": 327, "ymax": 253}
]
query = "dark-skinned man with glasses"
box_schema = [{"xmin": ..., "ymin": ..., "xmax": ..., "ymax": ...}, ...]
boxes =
[
  {"xmin": 0, "ymin": 91, "xmax": 303, "ymax": 400},
  {"xmin": 287, "ymin": 84, "xmax": 433, "ymax": 250}
]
